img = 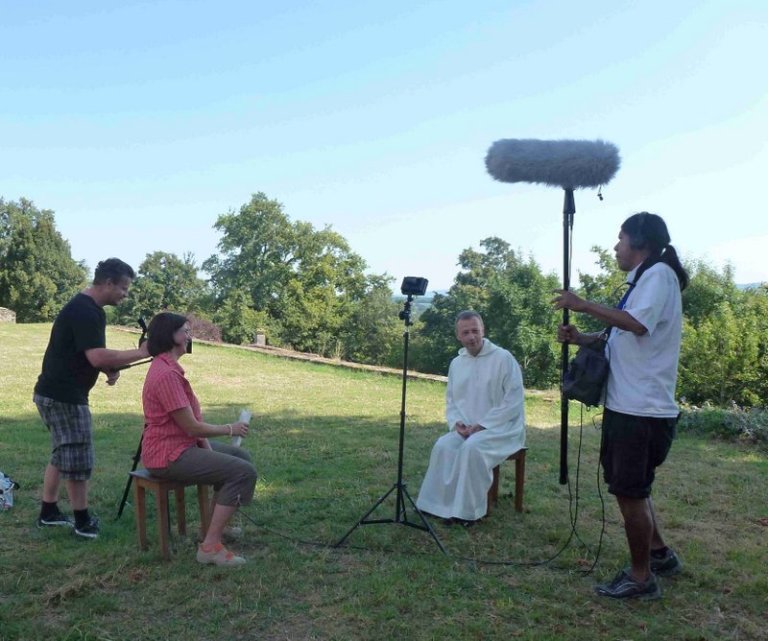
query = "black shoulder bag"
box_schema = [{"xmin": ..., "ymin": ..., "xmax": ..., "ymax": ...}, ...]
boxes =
[{"xmin": 562, "ymin": 329, "xmax": 610, "ymax": 407}]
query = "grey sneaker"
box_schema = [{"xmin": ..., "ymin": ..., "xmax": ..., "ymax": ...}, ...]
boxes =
[
  {"xmin": 74, "ymin": 515, "xmax": 100, "ymax": 539},
  {"xmin": 650, "ymin": 548, "xmax": 682, "ymax": 577},
  {"xmin": 595, "ymin": 568, "xmax": 662, "ymax": 600},
  {"xmin": 37, "ymin": 510, "xmax": 74, "ymax": 528}
]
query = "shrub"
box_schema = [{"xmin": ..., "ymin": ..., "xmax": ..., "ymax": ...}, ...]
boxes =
[
  {"xmin": 678, "ymin": 401, "xmax": 768, "ymax": 450},
  {"xmin": 188, "ymin": 314, "xmax": 222, "ymax": 343}
]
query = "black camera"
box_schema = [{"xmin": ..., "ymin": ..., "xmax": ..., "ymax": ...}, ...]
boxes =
[
  {"xmin": 400, "ymin": 276, "xmax": 428, "ymax": 296},
  {"xmin": 138, "ymin": 317, "xmax": 148, "ymax": 346}
]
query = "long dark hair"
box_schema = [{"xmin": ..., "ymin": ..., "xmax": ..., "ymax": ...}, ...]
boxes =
[
  {"xmin": 147, "ymin": 312, "xmax": 188, "ymax": 356},
  {"xmin": 622, "ymin": 212, "xmax": 689, "ymax": 291}
]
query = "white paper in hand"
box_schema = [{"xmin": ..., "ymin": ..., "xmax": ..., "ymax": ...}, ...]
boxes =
[{"xmin": 232, "ymin": 409, "xmax": 252, "ymax": 447}]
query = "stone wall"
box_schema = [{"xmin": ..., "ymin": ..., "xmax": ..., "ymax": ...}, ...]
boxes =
[{"xmin": 0, "ymin": 307, "xmax": 16, "ymax": 323}]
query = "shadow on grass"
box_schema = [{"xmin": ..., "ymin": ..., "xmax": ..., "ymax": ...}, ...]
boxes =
[
  {"xmin": 6, "ymin": 405, "xmax": 762, "ymax": 562},
  {"xmin": 3, "ymin": 405, "xmax": 768, "ymax": 641}
]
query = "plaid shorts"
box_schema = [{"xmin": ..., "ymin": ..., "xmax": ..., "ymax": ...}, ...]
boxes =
[{"xmin": 34, "ymin": 394, "xmax": 94, "ymax": 481}]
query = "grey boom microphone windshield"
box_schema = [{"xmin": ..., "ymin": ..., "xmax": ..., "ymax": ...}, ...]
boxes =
[{"xmin": 485, "ymin": 138, "xmax": 620, "ymax": 190}]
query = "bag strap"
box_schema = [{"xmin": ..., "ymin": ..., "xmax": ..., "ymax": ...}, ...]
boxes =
[
  {"xmin": 616, "ymin": 283, "xmax": 634, "ymax": 311},
  {"xmin": 606, "ymin": 256, "xmax": 660, "ymax": 334}
]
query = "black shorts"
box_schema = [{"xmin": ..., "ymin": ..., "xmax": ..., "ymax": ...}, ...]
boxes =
[{"xmin": 600, "ymin": 408, "xmax": 677, "ymax": 499}]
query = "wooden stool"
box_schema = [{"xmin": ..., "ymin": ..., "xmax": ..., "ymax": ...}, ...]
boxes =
[
  {"xmin": 486, "ymin": 448, "xmax": 527, "ymax": 515},
  {"xmin": 129, "ymin": 469, "xmax": 212, "ymax": 560}
]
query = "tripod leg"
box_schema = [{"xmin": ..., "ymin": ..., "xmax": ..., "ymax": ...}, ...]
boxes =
[
  {"xmin": 116, "ymin": 432, "xmax": 144, "ymax": 520},
  {"xmin": 334, "ymin": 295, "xmax": 445, "ymax": 555},
  {"xmin": 334, "ymin": 484, "xmax": 398, "ymax": 548},
  {"xmin": 400, "ymin": 485, "xmax": 447, "ymax": 554}
]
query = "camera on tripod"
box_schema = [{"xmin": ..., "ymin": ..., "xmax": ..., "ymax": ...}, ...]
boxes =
[
  {"xmin": 400, "ymin": 276, "xmax": 428, "ymax": 297},
  {"xmin": 398, "ymin": 277, "xmax": 428, "ymax": 326},
  {"xmin": 335, "ymin": 272, "xmax": 445, "ymax": 553}
]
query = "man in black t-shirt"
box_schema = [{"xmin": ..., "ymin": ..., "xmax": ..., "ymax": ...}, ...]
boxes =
[{"xmin": 34, "ymin": 258, "xmax": 150, "ymax": 539}]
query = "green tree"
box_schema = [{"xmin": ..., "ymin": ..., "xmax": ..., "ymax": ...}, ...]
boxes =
[
  {"xmin": 213, "ymin": 289, "xmax": 270, "ymax": 345},
  {"xmin": 340, "ymin": 274, "xmax": 402, "ymax": 365},
  {"xmin": 486, "ymin": 255, "xmax": 561, "ymax": 388},
  {"xmin": 204, "ymin": 192, "xmax": 387, "ymax": 357},
  {"xmin": 682, "ymin": 259, "xmax": 741, "ymax": 325},
  {"xmin": 743, "ymin": 287, "xmax": 768, "ymax": 404},
  {"xmin": 675, "ymin": 258, "xmax": 768, "ymax": 406},
  {"xmin": 203, "ymin": 193, "xmax": 301, "ymax": 314},
  {"xmin": 678, "ymin": 302, "xmax": 761, "ymax": 406},
  {"xmin": 274, "ymin": 224, "xmax": 370, "ymax": 355},
  {"xmin": 414, "ymin": 237, "xmax": 560, "ymax": 387},
  {"xmin": 0, "ymin": 198, "xmax": 87, "ymax": 322},
  {"xmin": 114, "ymin": 251, "xmax": 211, "ymax": 324}
]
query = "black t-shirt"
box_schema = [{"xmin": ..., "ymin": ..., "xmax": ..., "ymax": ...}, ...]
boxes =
[{"xmin": 34, "ymin": 293, "xmax": 106, "ymax": 405}]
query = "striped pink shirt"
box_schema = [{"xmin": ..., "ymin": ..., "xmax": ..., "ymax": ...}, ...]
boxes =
[{"xmin": 141, "ymin": 353, "xmax": 204, "ymax": 469}]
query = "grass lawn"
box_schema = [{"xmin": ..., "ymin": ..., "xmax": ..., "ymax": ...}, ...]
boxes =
[{"xmin": 0, "ymin": 323, "xmax": 766, "ymax": 641}]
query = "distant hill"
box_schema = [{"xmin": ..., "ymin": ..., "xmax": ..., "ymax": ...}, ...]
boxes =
[{"xmin": 392, "ymin": 289, "xmax": 447, "ymax": 318}]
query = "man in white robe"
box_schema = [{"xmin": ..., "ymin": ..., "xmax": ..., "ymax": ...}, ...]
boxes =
[{"xmin": 416, "ymin": 311, "xmax": 526, "ymax": 523}]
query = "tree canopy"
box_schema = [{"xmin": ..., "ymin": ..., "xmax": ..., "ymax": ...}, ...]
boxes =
[
  {"xmin": 5, "ymin": 191, "xmax": 768, "ymax": 407},
  {"xmin": 412, "ymin": 237, "xmax": 561, "ymax": 388},
  {"xmin": 112, "ymin": 251, "xmax": 211, "ymax": 325},
  {"xmin": 678, "ymin": 263, "xmax": 768, "ymax": 406},
  {"xmin": 0, "ymin": 198, "xmax": 87, "ymax": 322},
  {"xmin": 203, "ymin": 192, "xmax": 400, "ymax": 357}
]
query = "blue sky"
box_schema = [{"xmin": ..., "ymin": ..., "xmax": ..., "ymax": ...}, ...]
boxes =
[{"xmin": 2, "ymin": 0, "xmax": 766, "ymax": 291}]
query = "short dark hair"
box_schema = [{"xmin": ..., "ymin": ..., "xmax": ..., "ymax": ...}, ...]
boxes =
[
  {"xmin": 147, "ymin": 312, "xmax": 188, "ymax": 357},
  {"xmin": 455, "ymin": 310, "xmax": 484, "ymax": 327},
  {"xmin": 93, "ymin": 258, "xmax": 136, "ymax": 285}
]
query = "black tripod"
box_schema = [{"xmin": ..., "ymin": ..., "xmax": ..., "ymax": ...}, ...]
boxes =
[
  {"xmin": 335, "ymin": 290, "xmax": 446, "ymax": 553},
  {"xmin": 115, "ymin": 317, "xmax": 151, "ymax": 519},
  {"xmin": 116, "ymin": 431, "xmax": 144, "ymax": 519}
]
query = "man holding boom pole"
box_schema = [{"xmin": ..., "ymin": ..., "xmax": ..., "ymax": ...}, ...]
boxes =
[{"xmin": 553, "ymin": 212, "xmax": 688, "ymax": 600}]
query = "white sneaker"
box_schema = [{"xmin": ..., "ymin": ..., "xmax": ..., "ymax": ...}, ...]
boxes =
[{"xmin": 196, "ymin": 543, "xmax": 246, "ymax": 566}]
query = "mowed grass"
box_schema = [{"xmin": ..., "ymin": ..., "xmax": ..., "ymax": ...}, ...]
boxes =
[{"xmin": 0, "ymin": 323, "xmax": 766, "ymax": 641}]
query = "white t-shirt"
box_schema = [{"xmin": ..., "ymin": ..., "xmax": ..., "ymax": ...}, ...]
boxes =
[{"xmin": 605, "ymin": 262, "xmax": 682, "ymax": 418}]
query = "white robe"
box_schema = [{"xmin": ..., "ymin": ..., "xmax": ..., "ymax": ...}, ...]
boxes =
[{"xmin": 416, "ymin": 339, "xmax": 526, "ymax": 521}]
